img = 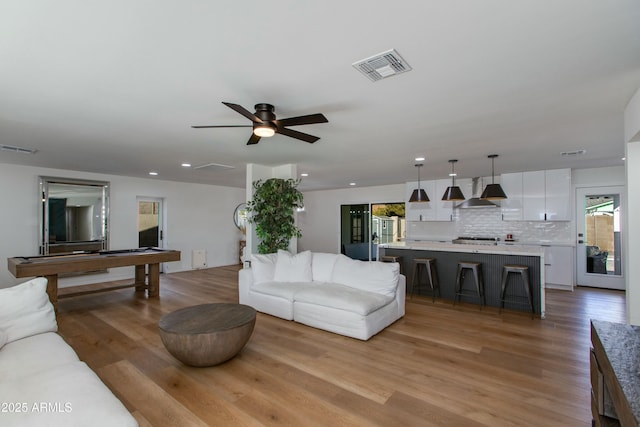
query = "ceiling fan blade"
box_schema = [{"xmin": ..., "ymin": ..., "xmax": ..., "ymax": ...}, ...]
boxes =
[
  {"xmin": 222, "ymin": 102, "xmax": 263, "ymax": 123},
  {"xmin": 246, "ymin": 133, "xmax": 261, "ymax": 145},
  {"xmin": 277, "ymin": 113, "xmax": 328, "ymax": 127},
  {"xmin": 277, "ymin": 127, "xmax": 320, "ymax": 143},
  {"xmin": 191, "ymin": 125, "xmax": 252, "ymax": 128}
]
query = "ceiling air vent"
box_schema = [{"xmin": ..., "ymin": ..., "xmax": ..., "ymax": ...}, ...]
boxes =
[
  {"xmin": 0, "ymin": 144, "xmax": 37, "ymax": 154},
  {"xmin": 561, "ymin": 149, "xmax": 586, "ymax": 156},
  {"xmin": 352, "ymin": 49, "xmax": 412, "ymax": 82},
  {"xmin": 193, "ymin": 162, "xmax": 234, "ymax": 172}
]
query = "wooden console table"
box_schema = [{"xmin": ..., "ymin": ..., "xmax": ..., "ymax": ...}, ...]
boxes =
[{"xmin": 8, "ymin": 247, "xmax": 181, "ymax": 303}]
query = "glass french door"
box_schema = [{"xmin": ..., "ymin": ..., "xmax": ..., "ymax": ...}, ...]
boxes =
[
  {"xmin": 340, "ymin": 204, "xmax": 371, "ymax": 260},
  {"xmin": 340, "ymin": 202, "xmax": 405, "ymax": 261},
  {"xmin": 576, "ymin": 186, "xmax": 624, "ymax": 290}
]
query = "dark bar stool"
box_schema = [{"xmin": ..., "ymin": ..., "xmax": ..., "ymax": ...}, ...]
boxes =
[
  {"xmin": 454, "ymin": 261, "xmax": 485, "ymax": 308},
  {"xmin": 500, "ymin": 264, "xmax": 534, "ymax": 318},
  {"xmin": 411, "ymin": 258, "xmax": 439, "ymax": 302},
  {"xmin": 381, "ymin": 255, "xmax": 403, "ymax": 275}
]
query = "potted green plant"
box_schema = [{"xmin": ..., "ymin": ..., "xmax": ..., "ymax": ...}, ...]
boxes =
[{"xmin": 247, "ymin": 178, "xmax": 304, "ymax": 254}]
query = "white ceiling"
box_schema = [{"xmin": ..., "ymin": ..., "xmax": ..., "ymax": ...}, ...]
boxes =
[{"xmin": 1, "ymin": 1, "xmax": 639, "ymax": 191}]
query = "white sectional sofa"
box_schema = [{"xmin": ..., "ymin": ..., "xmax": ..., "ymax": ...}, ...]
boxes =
[
  {"xmin": 238, "ymin": 250, "xmax": 406, "ymax": 340},
  {"xmin": 0, "ymin": 278, "xmax": 138, "ymax": 427}
]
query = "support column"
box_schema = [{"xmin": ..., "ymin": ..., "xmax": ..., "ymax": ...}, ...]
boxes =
[{"xmin": 624, "ymin": 88, "xmax": 640, "ymax": 325}]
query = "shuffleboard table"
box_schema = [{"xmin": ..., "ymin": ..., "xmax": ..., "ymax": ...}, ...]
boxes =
[{"xmin": 8, "ymin": 247, "xmax": 181, "ymax": 303}]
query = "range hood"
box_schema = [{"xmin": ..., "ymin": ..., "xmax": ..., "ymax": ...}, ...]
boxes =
[{"xmin": 456, "ymin": 177, "xmax": 498, "ymax": 209}]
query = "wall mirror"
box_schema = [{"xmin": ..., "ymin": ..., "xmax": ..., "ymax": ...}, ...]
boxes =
[
  {"xmin": 233, "ymin": 203, "xmax": 248, "ymax": 235},
  {"xmin": 39, "ymin": 176, "xmax": 110, "ymax": 255}
]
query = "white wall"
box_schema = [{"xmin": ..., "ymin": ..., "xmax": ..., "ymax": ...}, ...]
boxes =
[
  {"xmin": 299, "ymin": 184, "xmax": 405, "ymax": 253},
  {"xmin": 0, "ymin": 164, "xmax": 245, "ymax": 288},
  {"xmin": 625, "ymin": 87, "xmax": 640, "ymax": 325},
  {"xmin": 627, "ymin": 143, "xmax": 640, "ymax": 325},
  {"xmin": 573, "ymin": 166, "xmax": 626, "ymax": 187},
  {"xmin": 625, "ymin": 87, "xmax": 640, "ymax": 143}
]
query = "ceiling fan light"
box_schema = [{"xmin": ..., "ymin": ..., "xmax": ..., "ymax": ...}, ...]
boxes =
[
  {"xmin": 253, "ymin": 125, "xmax": 276, "ymax": 138},
  {"xmin": 442, "ymin": 186, "xmax": 465, "ymax": 201}
]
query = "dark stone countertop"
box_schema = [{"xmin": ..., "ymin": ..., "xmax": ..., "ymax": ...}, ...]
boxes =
[{"xmin": 591, "ymin": 319, "xmax": 640, "ymax": 424}]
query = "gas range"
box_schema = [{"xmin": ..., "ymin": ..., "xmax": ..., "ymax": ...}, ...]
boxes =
[{"xmin": 451, "ymin": 236, "xmax": 500, "ymax": 245}]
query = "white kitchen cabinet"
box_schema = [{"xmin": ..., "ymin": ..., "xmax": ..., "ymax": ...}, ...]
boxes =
[
  {"xmin": 543, "ymin": 245, "xmax": 574, "ymax": 289},
  {"xmin": 500, "ymin": 172, "xmax": 524, "ymax": 221},
  {"xmin": 435, "ymin": 179, "xmax": 454, "ymax": 221},
  {"xmin": 543, "ymin": 169, "xmax": 572, "ymax": 221},
  {"xmin": 405, "ymin": 180, "xmax": 452, "ymax": 222},
  {"xmin": 523, "ymin": 170, "xmax": 546, "ymax": 220},
  {"xmin": 522, "ymin": 169, "xmax": 571, "ymax": 221}
]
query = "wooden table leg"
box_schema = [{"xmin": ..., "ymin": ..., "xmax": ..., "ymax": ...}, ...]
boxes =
[
  {"xmin": 45, "ymin": 274, "xmax": 58, "ymax": 303},
  {"xmin": 135, "ymin": 265, "xmax": 146, "ymax": 293},
  {"xmin": 148, "ymin": 263, "xmax": 160, "ymax": 297}
]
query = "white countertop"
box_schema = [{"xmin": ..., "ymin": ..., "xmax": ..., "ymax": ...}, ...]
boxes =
[
  {"xmin": 406, "ymin": 238, "xmax": 575, "ymax": 248},
  {"xmin": 499, "ymin": 240, "xmax": 575, "ymax": 247},
  {"xmin": 380, "ymin": 241, "xmax": 544, "ymax": 256}
]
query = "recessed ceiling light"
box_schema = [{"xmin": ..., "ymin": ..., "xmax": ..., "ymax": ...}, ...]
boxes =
[
  {"xmin": 622, "ymin": 157, "xmax": 626, "ymax": 161},
  {"xmin": 149, "ymin": 172, "xmax": 158, "ymax": 176},
  {"xmin": 415, "ymin": 156, "xmax": 425, "ymax": 162},
  {"xmin": 301, "ymin": 173, "xmax": 309, "ymax": 177},
  {"xmin": 181, "ymin": 163, "xmax": 192, "ymax": 168},
  {"xmin": 349, "ymin": 182, "xmax": 356, "ymax": 186}
]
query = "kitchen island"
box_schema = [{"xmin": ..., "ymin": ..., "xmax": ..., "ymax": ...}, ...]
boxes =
[{"xmin": 379, "ymin": 242, "xmax": 545, "ymax": 318}]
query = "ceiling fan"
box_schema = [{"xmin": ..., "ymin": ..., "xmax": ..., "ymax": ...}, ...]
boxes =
[{"xmin": 192, "ymin": 102, "xmax": 328, "ymax": 145}]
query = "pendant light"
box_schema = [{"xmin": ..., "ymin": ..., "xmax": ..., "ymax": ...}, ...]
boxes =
[
  {"xmin": 409, "ymin": 163, "xmax": 429, "ymax": 202},
  {"xmin": 480, "ymin": 154, "xmax": 507, "ymax": 200},
  {"xmin": 441, "ymin": 159, "xmax": 465, "ymax": 201}
]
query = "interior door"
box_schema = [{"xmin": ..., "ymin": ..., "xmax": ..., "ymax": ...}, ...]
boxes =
[{"xmin": 576, "ymin": 186, "xmax": 624, "ymax": 290}]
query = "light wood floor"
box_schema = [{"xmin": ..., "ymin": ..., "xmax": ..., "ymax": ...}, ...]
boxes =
[{"xmin": 56, "ymin": 265, "xmax": 626, "ymax": 426}]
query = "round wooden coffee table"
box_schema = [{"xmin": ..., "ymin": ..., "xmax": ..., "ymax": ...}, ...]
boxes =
[{"xmin": 158, "ymin": 303, "xmax": 256, "ymax": 367}]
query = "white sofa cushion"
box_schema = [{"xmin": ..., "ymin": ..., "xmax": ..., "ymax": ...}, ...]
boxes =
[
  {"xmin": 273, "ymin": 250, "xmax": 312, "ymax": 282},
  {"xmin": 294, "ymin": 282, "xmax": 394, "ymax": 316},
  {"xmin": 251, "ymin": 253, "xmax": 278, "ymax": 284},
  {"xmin": 311, "ymin": 252, "xmax": 340, "ymax": 282},
  {"xmin": 0, "ymin": 277, "xmax": 57, "ymax": 344},
  {"xmin": 331, "ymin": 255, "xmax": 399, "ymax": 297},
  {"xmin": 0, "ymin": 332, "xmax": 80, "ymax": 380},
  {"xmin": 0, "ymin": 361, "xmax": 138, "ymax": 427},
  {"xmin": 250, "ymin": 281, "xmax": 316, "ymax": 302}
]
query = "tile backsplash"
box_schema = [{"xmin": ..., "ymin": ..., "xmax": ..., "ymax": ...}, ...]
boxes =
[{"xmin": 406, "ymin": 208, "xmax": 573, "ymax": 244}]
